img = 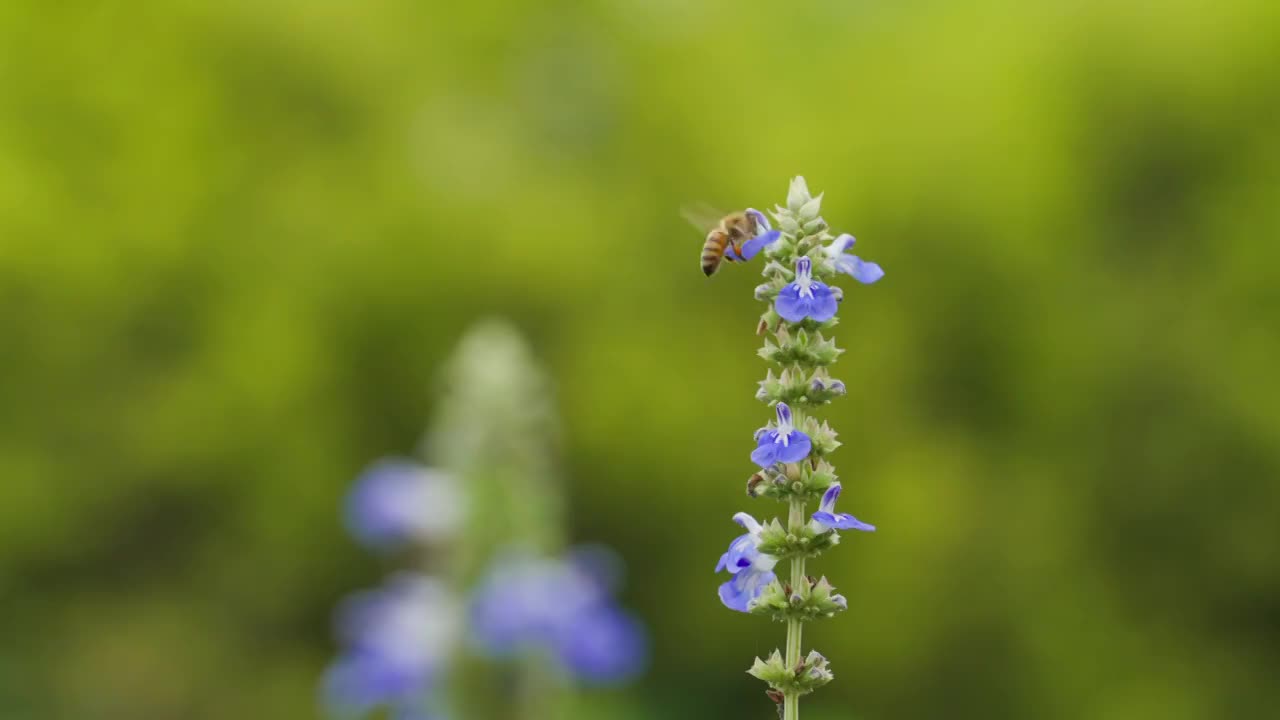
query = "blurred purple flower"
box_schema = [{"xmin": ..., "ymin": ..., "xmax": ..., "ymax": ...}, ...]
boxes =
[
  {"xmin": 344, "ymin": 459, "xmax": 464, "ymax": 550},
  {"xmin": 775, "ymin": 256, "xmax": 838, "ymax": 323},
  {"xmin": 715, "ymin": 512, "xmax": 778, "ymax": 612},
  {"xmin": 469, "ymin": 548, "xmax": 648, "ymax": 685},
  {"xmin": 323, "ymin": 574, "xmax": 458, "ymax": 717},
  {"xmin": 750, "ymin": 402, "xmax": 812, "ymax": 468},
  {"xmin": 554, "ymin": 605, "xmax": 649, "ymax": 683},
  {"xmin": 823, "ymin": 234, "xmax": 884, "ymax": 284},
  {"xmin": 811, "ymin": 483, "xmax": 876, "ymax": 533}
]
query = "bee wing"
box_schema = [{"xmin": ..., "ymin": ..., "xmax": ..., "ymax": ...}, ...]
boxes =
[{"xmin": 680, "ymin": 202, "xmax": 728, "ymax": 234}]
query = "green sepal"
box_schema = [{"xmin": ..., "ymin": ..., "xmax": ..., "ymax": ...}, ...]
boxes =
[
  {"xmin": 799, "ymin": 416, "xmax": 841, "ymax": 457},
  {"xmin": 747, "ymin": 650, "xmax": 791, "ymax": 686},
  {"xmin": 756, "ymin": 307, "xmax": 782, "ymax": 336},
  {"xmin": 749, "ymin": 458, "xmax": 837, "ymax": 501},
  {"xmin": 755, "ymin": 518, "xmax": 838, "ymax": 559},
  {"xmin": 745, "ymin": 468, "xmax": 785, "ymax": 498},
  {"xmin": 798, "ymin": 193, "xmax": 823, "ymax": 223},
  {"xmin": 785, "ymin": 315, "xmax": 840, "ymax": 334},
  {"xmin": 761, "ymin": 259, "xmax": 793, "ymax": 282},
  {"xmin": 750, "ymin": 575, "xmax": 848, "ymax": 622},
  {"xmin": 754, "ymin": 282, "xmax": 781, "ymax": 302},
  {"xmin": 800, "ymin": 459, "xmax": 838, "ymax": 495},
  {"xmin": 747, "ymin": 649, "xmax": 835, "ymax": 695},
  {"xmin": 754, "ymin": 367, "xmax": 812, "ymax": 405},
  {"xmin": 802, "ymin": 216, "xmax": 828, "ymax": 234},
  {"xmin": 753, "ymin": 517, "xmax": 790, "ymax": 553},
  {"xmin": 786, "ymin": 177, "xmax": 811, "ymax": 212},
  {"xmin": 795, "ymin": 650, "xmax": 835, "ymax": 693},
  {"xmin": 776, "ymin": 212, "xmax": 802, "ymax": 234},
  {"xmin": 758, "ymin": 331, "xmax": 844, "ymax": 369},
  {"xmin": 745, "ymin": 463, "xmax": 801, "ymax": 500}
]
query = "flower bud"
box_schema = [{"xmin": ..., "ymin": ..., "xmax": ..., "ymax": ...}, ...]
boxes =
[
  {"xmin": 787, "ymin": 176, "xmax": 811, "ymax": 212},
  {"xmin": 798, "ymin": 193, "xmax": 824, "ymax": 223}
]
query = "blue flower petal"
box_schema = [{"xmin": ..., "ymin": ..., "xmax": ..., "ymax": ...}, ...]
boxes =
[
  {"xmin": 774, "ymin": 431, "xmax": 812, "ymax": 464},
  {"xmin": 835, "ymin": 254, "xmax": 885, "ymax": 284},
  {"xmin": 717, "ymin": 578, "xmax": 748, "ymax": 612},
  {"xmin": 775, "ymin": 285, "xmax": 808, "ymax": 322},
  {"xmin": 775, "ymin": 402, "xmax": 794, "ymax": 427},
  {"xmin": 718, "ymin": 568, "xmax": 776, "ymax": 612},
  {"xmin": 810, "ymin": 511, "xmax": 838, "ymax": 528},
  {"xmin": 807, "ymin": 283, "xmax": 838, "ymax": 322},
  {"xmin": 830, "ymin": 234, "xmax": 857, "ymax": 253},
  {"xmin": 750, "ymin": 434, "xmax": 780, "ymax": 467},
  {"xmin": 820, "ymin": 483, "xmax": 842, "ymax": 511},
  {"xmin": 740, "ymin": 229, "xmax": 781, "ymax": 261},
  {"xmin": 812, "ymin": 511, "xmax": 876, "ymax": 532},
  {"xmin": 716, "ymin": 533, "xmax": 755, "ymax": 574},
  {"xmin": 795, "ymin": 256, "xmax": 813, "ymax": 279}
]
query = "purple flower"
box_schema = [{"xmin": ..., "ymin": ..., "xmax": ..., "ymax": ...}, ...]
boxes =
[
  {"xmin": 823, "ymin": 234, "xmax": 884, "ymax": 284},
  {"xmin": 811, "ymin": 483, "xmax": 876, "ymax": 532},
  {"xmin": 554, "ymin": 605, "xmax": 649, "ymax": 684},
  {"xmin": 715, "ymin": 512, "xmax": 779, "ymax": 612},
  {"xmin": 323, "ymin": 574, "xmax": 458, "ymax": 716},
  {"xmin": 344, "ymin": 459, "xmax": 464, "ymax": 551},
  {"xmin": 750, "ymin": 402, "xmax": 812, "ymax": 468},
  {"xmin": 469, "ymin": 548, "xmax": 648, "ymax": 684},
  {"xmin": 775, "ymin": 256, "xmax": 838, "ymax": 322},
  {"xmin": 724, "ymin": 208, "xmax": 783, "ymax": 261}
]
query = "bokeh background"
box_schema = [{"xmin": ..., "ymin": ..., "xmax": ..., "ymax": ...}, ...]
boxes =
[{"xmin": 3, "ymin": 0, "xmax": 1279, "ymax": 718}]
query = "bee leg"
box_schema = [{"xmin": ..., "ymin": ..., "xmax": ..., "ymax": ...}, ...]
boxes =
[{"xmin": 725, "ymin": 240, "xmax": 744, "ymax": 262}]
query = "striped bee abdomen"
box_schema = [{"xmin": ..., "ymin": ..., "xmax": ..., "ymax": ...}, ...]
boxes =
[{"xmin": 702, "ymin": 228, "xmax": 730, "ymax": 276}]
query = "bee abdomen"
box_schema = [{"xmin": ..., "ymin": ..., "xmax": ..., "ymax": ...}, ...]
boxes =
[{"xmin": 702, "ymin": 229, "xmax": 729, "ymax": 276}]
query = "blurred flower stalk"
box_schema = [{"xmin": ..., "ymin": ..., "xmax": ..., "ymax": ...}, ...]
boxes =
[
  {"xmin": 714, "ymin": 178, "xmax": 883, "ymax": 720},
  {"xmin": 325, "ymin": 321, "xmax": 647, "ymax": 720}
]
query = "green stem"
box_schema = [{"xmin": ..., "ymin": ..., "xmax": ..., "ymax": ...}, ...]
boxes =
[{"xmin": 784, "ymin": 492, "xmax": 808, "ymax": 720}]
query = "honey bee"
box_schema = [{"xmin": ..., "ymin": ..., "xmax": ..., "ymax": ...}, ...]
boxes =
[{"xmin": 682, "ymin": 204, "xmax": 766, "ymax": 277}]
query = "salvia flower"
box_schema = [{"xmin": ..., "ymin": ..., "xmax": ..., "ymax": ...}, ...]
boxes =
[
  {"xmin": 750, "ymin": 402, "xmax": 812, "ymax": 468},
  {"xmin": 823, "ymin": 234, "xmax": 885, "ymax": 285},
  {"xmin": 715, "ymin": 512, "xmax": 779, "ymax": 612},
  {"xmin": 725, "ymin": 208, "xmax": 783, "ymax": 262},
  {"xmin": 324, "ymin": 574, "xmax": 459, "ymax": 717},
  {"xmin": 811, "ymin": 482, "xmax": 876, "ymax": 533},
  {"xmin": 344, "ymin": 459, "xmax": 465, "ymax": 551},
  {"xmin": 469, "ymin": 548, "xmax": 648, "ymax": 684},
  {"xmin": 775, "ymin": 256, "xmax": 838, "ymax": 323}
]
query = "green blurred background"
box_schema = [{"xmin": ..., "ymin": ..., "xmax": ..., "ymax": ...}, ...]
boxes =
[{"xmin": 3, "ymin": 0, "xmax": 1279, "ymax": 718}]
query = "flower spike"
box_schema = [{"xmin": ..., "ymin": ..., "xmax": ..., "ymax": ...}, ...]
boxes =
[{"xmin": 709, "ymin": 178, "xmax": 888, "ymax": 717}]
